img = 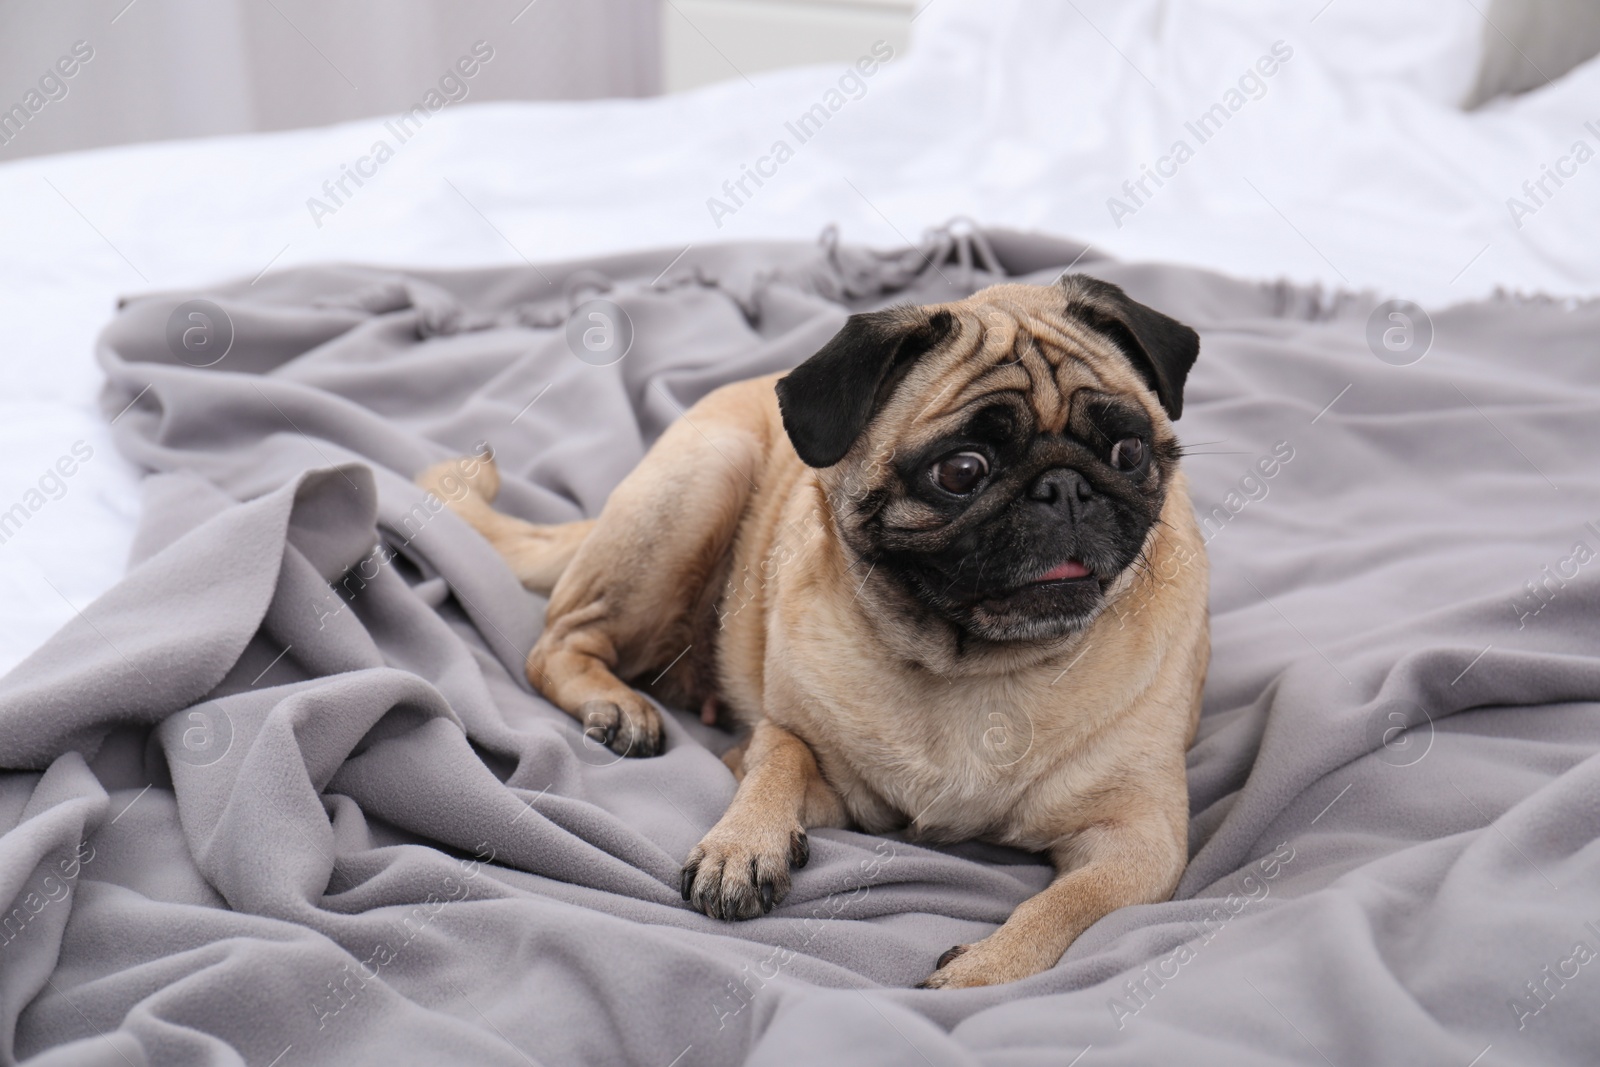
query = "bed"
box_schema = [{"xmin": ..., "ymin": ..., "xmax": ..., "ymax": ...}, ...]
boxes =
[{"xmin": 2, "ymin": 1, "xmax": 1599, "ymax": 1063}]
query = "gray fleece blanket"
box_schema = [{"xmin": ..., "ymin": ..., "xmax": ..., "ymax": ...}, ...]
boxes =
[{"xmin": 2, "ymin": 226, "xmax": 1598, "ymax": 1066}]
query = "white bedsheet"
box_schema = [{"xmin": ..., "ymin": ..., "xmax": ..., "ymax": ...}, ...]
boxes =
[{"xmin": 2, "ymin": 0, "xmax": 1597, "ymax": 675}]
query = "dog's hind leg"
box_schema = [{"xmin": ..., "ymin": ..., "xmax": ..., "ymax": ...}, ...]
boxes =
[
  {"xmin": 522, "ymin": 382, "xmax": 770, "ymax": 758},
  {"xmin": 417, "ymin": 456, "xmax": 594, "ymax": 595},
  {"xmin": 427, "ymin": 379, "xmax": 774, "ymax": 758}
]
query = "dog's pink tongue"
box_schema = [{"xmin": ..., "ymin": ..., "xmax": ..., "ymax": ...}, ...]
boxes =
[{"xmin": 1040, "ymin": 560, "xmax": 1090, "ymax": 582}]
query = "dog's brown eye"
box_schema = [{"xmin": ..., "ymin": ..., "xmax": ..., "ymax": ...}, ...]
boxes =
[
  {"xmin": 931, "ymin": 452, "xmax": 989, "ymax": 494},
  {"xmin": 1110, "ymin": 437, "xmax": 1144, "ymax": 471}
]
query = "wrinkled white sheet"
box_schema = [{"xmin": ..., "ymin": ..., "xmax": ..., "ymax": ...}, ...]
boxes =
[{"xmin": 1, "ymin": 0, "xmax": 1596, "ymax": 674}]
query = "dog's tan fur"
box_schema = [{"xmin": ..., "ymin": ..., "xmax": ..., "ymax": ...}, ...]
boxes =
[{"xmin": 417, "ymin": 280, "xmax": 1209, "ymax": 988}]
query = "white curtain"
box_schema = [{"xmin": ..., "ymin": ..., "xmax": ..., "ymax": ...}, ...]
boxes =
[{"xmin": 0, "ymin": 0, "xmax": 659, "ymax": 161}]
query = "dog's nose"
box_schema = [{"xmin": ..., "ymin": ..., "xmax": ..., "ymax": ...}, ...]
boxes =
[{"xmin": 1029, "ymin": 468, "xmax": 1093, "ymax": 519}]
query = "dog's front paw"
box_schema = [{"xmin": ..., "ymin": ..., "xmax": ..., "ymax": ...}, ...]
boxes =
[
  {"xmin": 916, "ymin": 933, "xmax": 1057, "ymax": 989},
  {"xmin": 577, "ymin": 696, "xmax": 662, "ymax": 758},
  {"xmin": 681, "ymin": 822, "xmax": 809, "ymax": 921}
]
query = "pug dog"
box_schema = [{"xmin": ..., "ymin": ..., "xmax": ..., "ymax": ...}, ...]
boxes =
[{"xmin": 417, "ymin": 274, "xmax": 1209, "ymax": 988}]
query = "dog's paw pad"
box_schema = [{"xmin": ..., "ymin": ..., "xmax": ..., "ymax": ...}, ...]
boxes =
[
  {"xmin": 577, "ymin": 699, "xmax": 662, "ymax": 758},
  {"xmin": 914, "ymin": 945, "xmax": 970, "ymax": 988},
  {"xmin": 682, "ymin": 823, "xmax": 801, "ymax": 921},
  {"xmin": 917, "ymin": 935, "xmax": 1057, "ymax": 989}
]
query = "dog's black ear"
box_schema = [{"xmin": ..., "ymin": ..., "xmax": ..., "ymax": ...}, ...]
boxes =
[
  {"xmin": 1059, "ymin": 275, "xmax": 1199, "ymax": 420},
  {"xmin": 776, "ymin": 307, "xmax": 956, "ymax": 468}
]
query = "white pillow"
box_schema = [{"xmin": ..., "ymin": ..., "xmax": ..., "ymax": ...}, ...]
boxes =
[
  {"xmin": 1236, "ymin": 0, "xmax": 1487, "ymax": 106},
  {"xmin": 913, "ymin": 0, "xmax": 1489, "ymax": 108}
]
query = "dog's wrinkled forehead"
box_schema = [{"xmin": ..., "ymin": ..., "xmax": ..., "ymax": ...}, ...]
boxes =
[
  {"xmin": 774, "ymin": 274, "xmax": 1199, "ymax": 471},
  {"xmin": 895, "ymin": 285, "xmax": 1150, "ymax": 436}
]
